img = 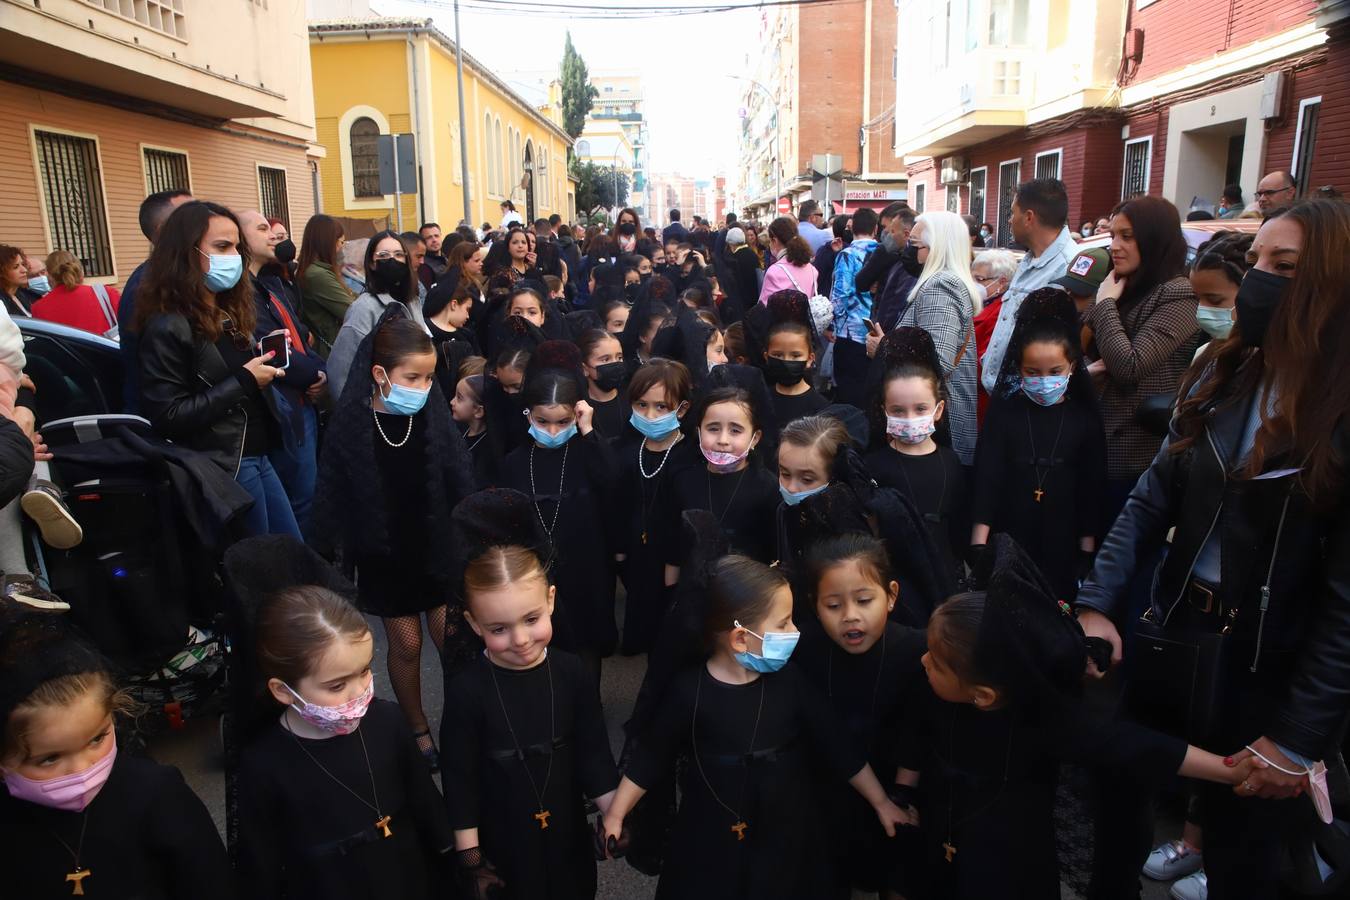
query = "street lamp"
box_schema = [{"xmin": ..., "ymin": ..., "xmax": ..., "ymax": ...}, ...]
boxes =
[{"xmin": 729, "ymin": 75, "xmax": 780, "ymax": 214}]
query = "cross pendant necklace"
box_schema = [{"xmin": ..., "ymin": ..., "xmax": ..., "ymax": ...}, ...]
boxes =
[
  {"xmin": 1025, "ymin": 405, "xmax": 1066, "ymax": 505},
  {"xmin": 49, "ymin": 810, "xmax": 91, "ymax": 896},
  {"xmin": 488, "ymin": 653, "xmax": 556, "ymax": 831},
  {"xmin": 690, "ymin": 668, "xmax": 764, "ymax": 843},
  {"xmin": 284, "ymin": 715, "xmax": 393, "ymax": 841}
]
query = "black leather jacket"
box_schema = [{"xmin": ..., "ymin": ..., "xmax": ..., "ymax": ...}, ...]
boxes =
[
  {"xmin": 138, "ymin": 312, "xmax": 277, "ymax": 474},
  {"xmin": 1077, "ymin": 366, "xmax": 1350, "ymax": 758}
]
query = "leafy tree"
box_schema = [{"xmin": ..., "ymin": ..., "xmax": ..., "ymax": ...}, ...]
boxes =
[
  {"xmin": 560, "ymin": 32, "xmax": 598, "ymax": 147},
  {"xmin": 570, "ymin": 159, "xmax": 630, "ymax": 216}
]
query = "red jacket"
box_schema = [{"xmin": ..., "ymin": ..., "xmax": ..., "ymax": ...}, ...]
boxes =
[
  {"xmin": 32, "ymin": 284, "xmax": 121, "ymax": 336},
  {"xmin": 972, "ymin": 295, "xmax": 1003, "ymax": 425}
]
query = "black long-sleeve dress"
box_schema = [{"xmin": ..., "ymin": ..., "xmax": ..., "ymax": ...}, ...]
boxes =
[
  {"xmin": 793, "ymin": 620, "xmax": 928, "ymax": 895},
  {"xmin": 615, "ymin": 435, "xmax": 702, "ymax": 654},
  {"xmin": 668, "ymin": 462, "xmax": 780, "ymax": 566},
  {"xmin": 441, "ymin": 650, "xmax": 619, "ymax": 899},
  {"xmin": 626, "ymin": 662, "xmax": 866, "ymax": 900},
  {"xmin": 0, "ymin": 750, "xmax": 231, "ymax": 900},
  {"xmin": 971, "ymin": 394, "xmax": 1107, "ymax": 601},
  {"xmin": 501, "ymin": 432, "xmax": 620, "ymax": 656},
  {"xmin": 236, "ymin": 699, "xmax": 454, "ymax": 900},
  {"xmin": 766, "ymin": 386, "xmax": 829, "ymax": 437},
  {"xmin": 865, "ymin": 443, "xmax": 970, "ymax": 586},
  {"xmin": 587, "ymin": 392, "xmax": 627, "ymax": 444}
]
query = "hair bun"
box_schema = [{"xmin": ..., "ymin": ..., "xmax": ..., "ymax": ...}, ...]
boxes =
[
  {"xmin": 1014, "ymin": 287, "xmax": 1079, "ymax": 334},
  {"xmin": 877, "ymin": 325, "xmax": 943, "ymax": 377},
  {"xmin": 0, "ymin": 612, "xmax": 108, "ymax": 730},
  {"xmin": 452, "ymin": 488, "xmax": 551, "ymax": 567}
]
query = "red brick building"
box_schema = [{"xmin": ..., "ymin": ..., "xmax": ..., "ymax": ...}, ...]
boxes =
[{"xmin": 895, "ymin": 0, "xmax": 1337, "ymax": 244}]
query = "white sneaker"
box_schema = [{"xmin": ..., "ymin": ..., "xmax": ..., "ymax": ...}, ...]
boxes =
[
  {"xmin": 1143, "ymin": 840, "xmax": 1203, "ymax": 880},
  {"xmin": 1170, "ymin": 869, "xmax": 1207, "ymax": 900}
]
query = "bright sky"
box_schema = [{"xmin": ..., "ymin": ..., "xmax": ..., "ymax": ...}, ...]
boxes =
[{"xmin": 376, "ymin": 0, "xmax": 759, "ymax": 184}]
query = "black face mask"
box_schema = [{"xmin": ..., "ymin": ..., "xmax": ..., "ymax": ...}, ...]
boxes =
[
  {"xmin": 1235, "ymin": 268, "xmax": 1291, "ymax": 348},
  {"xmin": 624, "ymin": 283, "xmax": 641, "ymax": 302},
  {"xmin": 274, "ymin": 238, "xmax": 296, "ymax": 265},
  {"xmin": 373, "ymin": 258, "xmax": 410, "ymax": 296},
  {"xmin": 593, "ymin": 361, "xmax": 627, "ymax": 392},
  {"xmin": 898, "ymin": 243, "xmax": 924, "ymax": 278},
  {"xmin": 764, "ymin": 356, "xmax": 808, "ymax": 386},
  {"xmin": 640, "ymin": 272, "xmax": 652, "ymax": 284}
]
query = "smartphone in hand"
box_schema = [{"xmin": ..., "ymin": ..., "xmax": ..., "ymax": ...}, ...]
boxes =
[{"xmin": 258, "ymin": 329, "xmax": 290, "ymax": 369}]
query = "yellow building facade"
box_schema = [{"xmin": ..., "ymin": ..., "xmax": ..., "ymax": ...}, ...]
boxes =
[{"xmin": 309, "ymin": 18, "xmax": 574, "ymax": 231}]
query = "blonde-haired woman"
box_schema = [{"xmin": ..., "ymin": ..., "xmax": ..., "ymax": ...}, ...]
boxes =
[
  {"xmin": 894, "ymin": 210, "xmax": 981, "ymax": 463},
  {"xmin": 31, "ymin": 250, "xmax": 121, "ymax": 337}
]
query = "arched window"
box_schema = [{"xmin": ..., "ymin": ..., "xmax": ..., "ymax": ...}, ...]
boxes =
[
  {"xmin": 539, "ymin": 147, "xmax": 548, "ymax": 209},
  {"xmin": 483, "ymin": 112, "xmax": 493, "ymax": 197},
  {"xmin": 494, "ymin": 119, "xmax": 504, "ymax": 196},
  {"xmin": 350, "ymin": 117, "xmax": 381, "ymax": 198}
]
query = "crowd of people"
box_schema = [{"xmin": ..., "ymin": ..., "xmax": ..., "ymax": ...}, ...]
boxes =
[{"xmin": 0, "ymin": 169, "xmax": 1345, "ymax": 900}]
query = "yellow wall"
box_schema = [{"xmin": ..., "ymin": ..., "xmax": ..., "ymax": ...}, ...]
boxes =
[{"xmin": 310, "ymin": 31, "xmax": 571, "ymax": 231}]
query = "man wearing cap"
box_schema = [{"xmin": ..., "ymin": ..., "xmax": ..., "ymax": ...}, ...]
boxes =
[
  {"xmin": 980, "ymin": 178, "xmax": 1079, "ymax": 395},
  {"xmin": 1054, "ymin": 247, "xmax": 1113, "ymax": 313}
]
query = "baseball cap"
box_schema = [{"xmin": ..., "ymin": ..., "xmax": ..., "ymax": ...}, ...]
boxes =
[{"xmin": 1053, "ymin": 247, "xmax": 1112, "ymax": 297}]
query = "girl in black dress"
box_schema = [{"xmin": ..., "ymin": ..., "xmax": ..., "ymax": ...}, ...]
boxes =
[
  {"xmin": 668, "ymin": 386, "xmax": 780, "ymax": 573},
  {"xmin": 576, "ymin": 329, "xmax": 627, "ymax": 442},
  {"xmin": 314, "ymin": 315, "xmax": 475, "ymax": 769},
  {"xmin": 441, "ymin": 489, "xmax": 619, "ymax": 900},
  {"xmin": 908, "ymin": 537, "xmax": 1254, "ymax": 900},
  {"xmin": 795, "ymin": 535, "xmax": 927, "ymax": 899},
  {"xmin": 499, "ymin": 347, "xmax": 620, "ymax": 680},
  {"xmin": 616, "ymin": 359, "xmax": 700, "ymax": 655},
  {"xmin": 451, "ymin": 372, "xmax": 496, "ymax": 486},
  {"xmin": 864, "ymin": 327, "xmax": 969, "ymax": 587},
  {"xmin": 599, "ymin": 555, "xmax": 910, "ymax": 900},
  {"xmin": 763, "ymin": 320, "xmax": 827, "ymax": 437},
  {"xmin": 238, "ymin": 586, "xmax": 454, "ymax": 899},
  {"xmin": 971, "ymin": 288, "xmax": 1106, "ymax": 602},
  {"xmin": 424, "ymin": 281, "xmax": 478, "ymax": 354},
  {"xmin": 0, "ymin": 615, "xmax": 231, "ymax": 900}
]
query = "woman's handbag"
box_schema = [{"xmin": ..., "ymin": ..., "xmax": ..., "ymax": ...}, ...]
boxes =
[{"xmin": 1127, "ymin": 611, "xmax": 1230, "ymax": 744}]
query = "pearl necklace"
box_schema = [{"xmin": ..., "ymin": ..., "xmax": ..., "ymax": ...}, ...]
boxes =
[
  {"xmin": 638, "ymin": 431, "xmax": 683, "ymax": 480},
  {"xmin": 373, "ymin": 408, "xmax": 413, "ymax": 447}
]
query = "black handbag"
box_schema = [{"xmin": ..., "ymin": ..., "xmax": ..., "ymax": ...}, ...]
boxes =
[{"xmin": 1127, "ymin": 611, "xmax": 1230, "ymax": 745}]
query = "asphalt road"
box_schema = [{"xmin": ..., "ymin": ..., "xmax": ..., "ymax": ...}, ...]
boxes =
[{"xmin": 147, "ymin": 602, "xmax": 1174, "ymax": 900}]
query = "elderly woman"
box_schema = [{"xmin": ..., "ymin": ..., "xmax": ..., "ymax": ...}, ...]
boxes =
[
  {"xmin": 893, "ymin": 210, "xmax": 983, "ymax": 464},
  {"xmin": 971, "ymin": 248, "xmax": 1018, "ymax": 421},
  {"xmin": 1079, "ymin": 198, "xmax": 1350, "ymax": 900}
]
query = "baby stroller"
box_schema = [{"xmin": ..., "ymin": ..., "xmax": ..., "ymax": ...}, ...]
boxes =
[
  {"xmin": 38, "ymin": 413, "xmax": 246, "ymax": 733},
  {"xmin": 219, "ymin": 534, "xmax": 357, "ymax": 856}
]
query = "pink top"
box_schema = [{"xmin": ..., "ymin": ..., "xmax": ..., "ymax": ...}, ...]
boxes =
[{"xmin": 759, "ymin": 258, "xmax": 819, "ymax": 304}]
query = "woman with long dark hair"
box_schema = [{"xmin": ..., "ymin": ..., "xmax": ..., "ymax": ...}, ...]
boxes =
[
  {"xmin": 759, "ymin": 216, "xmax": 818, "ymax": 303},
  {"xmin": 135, "ymin": 200, "xmax": 298, "ymax": 537},
  {"xmin": 325, "ymin": 230, "xmax": 427, "ymax": 400},
  {"xmin": 1078, "ymin": 199, "xmax": 1350, "ymax": 900},
  {"xmin": 1083, "ymin": 196, "xmax": 1201, "ymax": 516},
  {"xmin": 297, "ymin": 214, "xmax": 353, "ymax": 356},
  {"xmin": 482, "ymin": 228, "xmax": 544, "ymax": 286}
]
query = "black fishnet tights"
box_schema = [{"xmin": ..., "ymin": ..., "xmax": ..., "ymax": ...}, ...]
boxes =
[{"xmin": 382, "ymin": 607, "xmax": 446, "ymax": 747}]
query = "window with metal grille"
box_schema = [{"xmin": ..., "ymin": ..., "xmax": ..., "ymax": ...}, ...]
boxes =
[
  {"xmin": 969, "ymin": 168, "xmax": 987, "ymax": 223},
  {"xmin": 946, "ymin": 185, "xmax": 960, "ymax": 213},
  {"xmin": 85, "ymin": 0, "xmax": 185, "ymax": 39},
  {"xmin": 996, "ymin": 160, "xmax": 1021, "ymax": 247},
  {"xmin": 33, "ymin": 129, "xmax": 114, "ymax": 277},
  {"xmin": 914, "ymin": 182, "xmax": 926, "ymax": 213},
  {"xmin": 1034, "ymin": 150, "xmax": 1061, "ymax": 181},
  {"xmin": 143, "ymin": 148, "xmax": 189, "ymax": 195},
  {"xmin": 1292, "ymin": 99, "xmax": 1321, "ymax": 197},
  {"xmin": 350, "ymin": 117, "xmax": 382, "ymax": 198},
  {"xmin": 258, "ymin": 167, "xmax": 289, "ymax": 231},
  {"xmin": 1121, "ymin": 137, "xmax": 1151, "ymax": 199}
]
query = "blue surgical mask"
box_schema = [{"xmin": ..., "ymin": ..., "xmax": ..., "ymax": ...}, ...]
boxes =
[
  {"xmin": 1022, "ymin": 374, "xmax": 1070, "ymax": 407},
  {"xmin": 630, "ymin": 409, "xmax": 681, "ymax": 440},
  {"xmin": 1195, "ymin": 305, "xmax": 1234, "ymax": 340},
  {"xmin": 779, "ymin": 482, "xmax": 828, "ymax": 507},
  {"xmin": 529, "ymin": 422, "xmax": 577, "ymax": 449},
  {"xmin": 378, "ymin": 377, "xmax": 430, "ymax": 415},
  {"xmin": 26, "ymin": 275, "xmax": 50, "ymax": 295},
  {"xmin": 197, "ymin": 249, "xmax": 243, "ymax": 293},
  {"xmin": 732, "ymin": 619, "xmax": 800, "ymax": 673}
]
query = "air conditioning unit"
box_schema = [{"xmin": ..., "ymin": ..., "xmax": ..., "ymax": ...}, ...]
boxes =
[
  {"xmin": 1260, "ymin": 71, "xmax": 1286, "ymax": 120},
  {"xmin": 939, "ymin": 156, "xmax": 969, "ymax": 185}
]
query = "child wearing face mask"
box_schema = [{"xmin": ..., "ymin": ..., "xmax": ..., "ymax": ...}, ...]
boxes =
[
  {"xmin": 616, "ymin": 359, "xmax": 700, "ymax": 655},
  {"xmin": 499, "ymin": 350, "xmax": 620, "ymax": 680},
  {"xmin": 237, "ymin": 585, "xmax": 454, "ymax": 899},
  {"xmin": 314, "ymin": 315, "xmax": 477, "ymax": 770},
  {"xmin": 669, "ymin": 387, "xmax": 780, "ymax": 572},
  {"xmin": 600, "ymin": 555, "xmax": 911, "ymax": 897},
  {"xmin": 971, "ymin": 289, "xmax": 1106, "ymax": 602},
  {"xmin": 864, "ymin": 328, "xmax": 969, "ymax": 586},
  {"xmin": 795, "ymin": 535, "xmax": 928, "ymax": 900},
  {"xmin": 1189, "ymin": 232, "xmax": 1252, "ymax": 361},
  {"xmin": 0, "ymin": 614, "xmax": 231, "ymax": 899},
  {"xmin": 763, "ymin": 320, "xmax": 827, "ymax": 436},
  {"xmin": 576, "ymin": 329, "xmax": 627, "ymax": 442},
  {"xmin": 440, "ymin": 490, "xmax": 619, "ymax": 900}
]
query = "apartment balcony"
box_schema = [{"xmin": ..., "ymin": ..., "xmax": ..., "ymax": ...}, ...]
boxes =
[
  {"xmin": 893, "ymin": 46, "xmax": 1036, "ymax": 159},
  {"xmin": 1, "ymin": 0, "xmax": 293, "ymax": 120}
]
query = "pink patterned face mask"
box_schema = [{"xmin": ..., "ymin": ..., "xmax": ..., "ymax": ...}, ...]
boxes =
[
  {"xmin": 886, "ymin": 414, "xmax": 936, "ymax": 444},
  {"xmin": 701, "ymin": 443, "xmax": 751, "ymax": 473},
  {"xmin": 4, "ymin": 732, "xmax": 117, "ymax": 812},
  {"xmin": 1309, "ymin": 760, "xmax": 1333, "ymax": 825},
  {"xmin": 284, "ymin": 679, "xmax": 373, "ymax": 736}
]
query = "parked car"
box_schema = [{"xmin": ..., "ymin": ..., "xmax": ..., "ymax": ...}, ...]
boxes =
[{"xmin": 17, "ymin": 317, "xmax": 124, "ymax": 424}]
